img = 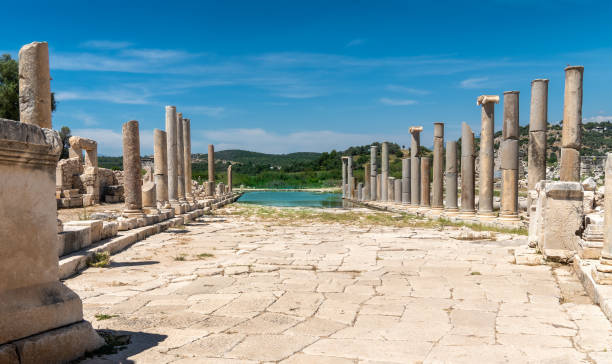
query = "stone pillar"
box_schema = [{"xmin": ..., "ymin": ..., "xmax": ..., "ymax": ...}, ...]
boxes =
[
  {"xmin": 528, "ymin": 79, "xmax": 549, "ymax": 190},
  {"xmin": 445, "ymin": 141, "xmax": 458, "ymax": 212},
  {"xmin": 476, "ymin": 95, "xmax": 499, "ymax": 216},
  {"xmin": 388, "ymin": 177, "xmax": 395, "ymax": 202},
  {"xmin": 227, "ymin": 164, "xmax": 233, "ymax": 193},
  {"xmin": 394, "ymin": 178, "xmax": 402, "ymax": 203},
  {"xmin": 500, "ymin": 91, "xmax": 520, "ymax": 219},
  {"xmin": 560, "ymin": 66, "xmax": 584, "ymax": 182},
  {"xmin": 596, "ymin": 154, "xmax": 612, "ymax": 275},
  {"xmin": 381, "ymin": 142, "xmax": 389, "ymax": 202},
  {"xmin": 122, "ymin": 120, "xmax": 144, "ymax": 217},
  {"xmin": 357, "ymin": 182, "xmax": 363, "ymax": 200},
  {"xmin": 154, "ymin": 129, "xmax": 169, "ymax": 207},
  {"xmin": 377, "ymin": 174, "xmax": 382, "ymax": 200},
  {"xmin": 18, "ymin": 42, "xmax": 52, "ymax": 129},
  {"xmin": 402, "ymin": 158, "xmax": 410, "ymax": 204},
  {"xmin": 347, "ymin": 157, "xmax": 354, "ymax": 199},
  {"xmin": 370, "ymin": 145, "xmax": 377, "ymax": 201},
  {"xmin": 341, "ymin": 157, "xmax": 348, "ymax": 197},
  {"xmin": 364, "ymin": 162, "xmax": 371, "ymax": 201},
  {"xmin": 420, "ymin": 157, "xmax": 431, "ymax": 207},
  {"xmin": 461, "ymin": 122, "xmax": 476, "ymax": 214},
  {"xmin": 176, "ymin": 113, "xmax": 186, "ymax": 202},
  {"xmin": 349, "ymin": 176, "xmax": 356, "ymax": 200},
  {"xmin": 166, "ymin": 106, "xmax": 178, "ymax": 204},
  {"xmin": 208, "ymin": 144, "xmax": 215, "ymax": 194},
  {"xmin": 183, "ymin": 117, "xmax": 193, "ymax": 200},
  {"xmin": 142, "ymin": 181, "xmax": 158, "ymax": 213},
  {"xmin": 410, "ymin": 127, "xmax": 422, "ymax": 206},
  {"xmin": 432, "ymin": 122, "xmax": 444, "ymax": 210}
]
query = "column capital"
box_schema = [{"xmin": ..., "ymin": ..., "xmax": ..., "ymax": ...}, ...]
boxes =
[
  {"xmin": 477, "ymin": 95, "xmax": 499, "ymax": 106},
  {"xmin": 409, "ymin": 126, "xmax": 423, "ymax": 134}
]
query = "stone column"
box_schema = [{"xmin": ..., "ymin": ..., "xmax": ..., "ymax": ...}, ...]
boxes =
[
  {"xmin": 432, "ymin": 122, "xmax": 444, "ymax": 210},
  {"xmin": 388, "ymin": 177, "xmax": 395, "ymax": 202},
  {"xmin": 349, "ymin": 176, "xmax": 356, "ymax": 200},
  {"xmin": 597, "ymin": 154, "xmax": 612, "ymax": 271},
  {"xmin": 560, "ymin": 66, "xmax": 584, "ymax": 182},
  {"xmin": 18, "ymin": 42, "xmax": 52, "ymax": 128},
  {"xmin": 500, "ymin": 91, "xmax": 520, "ymax": 220},
  {"xmin": 341, "ymin": 157, "xmax": 348, "ymax": 197},
  {"xmin": 357, "ymin": 182, "xmax": 363, "ymax": 200},
  {"xmin": 476, "ymin": 95, "xmax": 499, "ymax": 216},
  {"xmin": 377, "ymin": 174, "xmax": 382, "ymax": 200},
  {"xmin": 347, "ymin": 157, "xmax": 354, "ymax": 199},
  {"xmin": 122, "ymin": 120, "xmax": 144, "ymax": 217},
  {"xmin": 461, "ymin": 122, "xmax": 476, "ymax": 215},
  {"xmin": 183, "ymin": 117, "xmax": 193, "ymax": 200},
  {"xmin": 410, "ymin": 127, "xmax": 423, "ymax": 206},
  {"xmin": 381, "ymin": 142, "xmax": 389, "ymax": 202},
  {"xmin": 528, "ymin": 79, "xmax": 549, "ymax": 190},
  {"xmin": 402, "ymin": 158, "xmax": 410, "ymax": 204},
  {"xmin": 370, "ymin": 145, "xmax": 377, "ymax": 200},
  {"xmin": 364, "ymin": 162, "xmax": 371, "ymax": 201},
  {"xmin": 208, "ymin": 144, "xmax": 215, "ymax": 196},
  {"xmin": 445, "ymin": 141, "xmax": 458, "ymax": 212},
  {"xmin": 154, "ymin": 129, "xmax": 169, "ymax": 207},
  {"xmin": 420, "ymin": 157, "xmax": 431, "ymax": 207},
  {"xmin": 176, "ymin": 113, "xmax": 186, "ymax": 202},
  {"xmin": 166, "ymin": 106, "xmax": 178, "ymax": 204},
  {"xmin": 227, "ymin": 164, "xmax": 233, "ymax": 193},
  {"xmin": 394, "ymin": 178, "xmax": 402, "ymax": 203}
]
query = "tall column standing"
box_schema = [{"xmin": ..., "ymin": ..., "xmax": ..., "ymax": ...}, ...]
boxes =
[
  {"xmin": 388, "ymin": 177, "xmax": 395, "ymax": 202},
  {"xmin": 165, "ymin": 106, "xmax": 179, "ymax": 205},
  {"xmin": 370, "ymin": 145, "xmax": 377, "ymax": 200},
  {"xmin": 410, "ymin": 127, "xmax": 423, "ymax": 206},
  {"xmin": 154, "ymin": 129, "xmax": 169, "ymax": 208},
  {"xmin": 432, "ymin": 122, "xmax": 444, "ymax": 210},
  {"xmin": 227, "ymin": 165, "xmax": 233, "ymax": 193},
  {"xmin": 445, "ymin": 141, "xmax": 458, "ymax": 212},
  {"xmin": 341, "ymin": 157, "xmax": 348, "ymax": 197},
  {"xmin": 500, "ymin": 91, "xmax": 520, "ymax": 219},
  {"xmin": 528, "ymin": 79, "xmax": 549, "ymax": 190},
  {"xmin": 347, "ymin": 157, "xmax": 354, "ymax": 199},
  {"xmin": 461, "ymin": 122, "xmax": 476, "ymax": 215},
  {"xmin": 560, "ymin": 66, "xmax": 584, "ymax": 181},
  {"xmin": 183, "ymin": 117, "xmax": 193, "ymax": 201},
  {"xmin": 176, "ymin": 113, "xmax": 186, "ymax": 203},
  {"xmin": 420, "ymin": 157, "xmax": 431, "ymax": 207},
  {"xmin": 208, "ymin": 144, "xmax": 215, "ymax": 196},
  {"xmin": 476, "ymin": 95, "xmax": 499, "ymax": 217},
  {"xmin": 381, "ymin": 142, "xmax": 389, "ymax": 202},
  {"xmin": 401, "ymin": 158, "xmax": 410, "ymax": 204},
  {"xmin": 122, "ymin": 120, "xmax": 144, "ymax": 216},
  {"xmin": 364, "ymin": 162, "xmax": 371, "ymax": 201},
  {"xmin": 18, "ymin": 41, "xmax": 52, "ymax": 128}
]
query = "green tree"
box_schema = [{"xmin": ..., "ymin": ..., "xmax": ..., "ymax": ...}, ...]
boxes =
[
  {"xmin": 58, "ymin": 126, "xmax": 71, "ymax": 159},
  {"xmin": 0, "ymin": 54, "xmax": 56, "ymax": 121}
]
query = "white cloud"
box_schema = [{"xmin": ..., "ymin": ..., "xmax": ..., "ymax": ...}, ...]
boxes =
[
  {"xmin": 460, "ymin": 77, "xmax": 489, "ymax": 89},
  {"xmin": 385, "ymin": 85, "xmax": 430, "ymax": 95},
  {"xmin": 583, "ymin": 115, "xmax": 612, "ymax": 123},
  {"xmin": 55, "ymin": 89, "xmax": 151, "ymax": 105},
  {"xmin": 379, "ymin": 97, "xmax": 417, "ymax": 106},
  {"xmin": 81, "ymin": 40, "xmax": 132, "ymax": 50},
  {"xmin": 345, "ymin": 38, "xmax": 366, "ymax": 48}
]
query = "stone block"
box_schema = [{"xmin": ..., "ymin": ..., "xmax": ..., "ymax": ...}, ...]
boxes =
[
  {"xmin": 64, "ymin": 220, "xmax": 103, "ymax": 244},
  {"xmin": 537, "ymin": 181, "xmax": 584, "ymax": 252},
  {"xmin": 61, "ymin": 189, "xmax": 80, "ymax": 198},
  {"xmin": 82, "ymin": 193, "xmax": 95, "ymax": 206},
  {"xmin": 0, "ymin": 344, "xmax": 18, "ymax": 363},
  {"xmin": 105, "ymin": 195, "xmax": 122, "ymax": 203},
  {"xmin": 69, "ymin": 196, "xmax": 83, "ymax": 208},
  {"xmin": 101, "ymin": 221, "xmax": 118, "ymax": 240},
  {"xmin": 60, "ymin": 225, "xmax": 91, "ymax": 254}
]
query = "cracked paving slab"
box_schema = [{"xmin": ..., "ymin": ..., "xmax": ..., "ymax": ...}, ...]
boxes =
[{"xmin": 65, "ymin": 205, "xmax": 612, "ymax": 363}]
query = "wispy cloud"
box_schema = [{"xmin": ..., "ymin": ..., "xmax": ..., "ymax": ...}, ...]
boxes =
[
  {"xmin": 459, "ymin": 77, "xmax": 490, "ymax": 89},
  {"xmin": 385, "ymin": 85, "xmax": 430, "ymax": 95},
  {"xmin": 182, "ymin": 106, "xmax": 226, "ymax": 117},
  {"xmin": 55, "ymin": 88, "xmax": 152, "ymax": 104},
  {"xmin": 379, "ymin": 97, "xmax": 417, "ymax": 106},
  {"xmin": 583, "ymin": 115, "xmax": 612, "ymax": 123},
  {"xmin": 81, "ymin": 40, "xmax": 132, "ymax": 50},
  {"xmin": 345, "ymin": 38, "xmax": 366, "ymax": 48}
]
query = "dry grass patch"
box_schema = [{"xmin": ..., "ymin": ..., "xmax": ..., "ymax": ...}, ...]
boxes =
[{"xmin": 87, "ymin": 252, "xmax": 111, "ymax": 268}]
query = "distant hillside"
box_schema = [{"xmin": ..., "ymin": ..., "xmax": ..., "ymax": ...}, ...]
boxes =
[{"xmin": 192, "ymin": 149, "xmax": 321, "ymax": 168}]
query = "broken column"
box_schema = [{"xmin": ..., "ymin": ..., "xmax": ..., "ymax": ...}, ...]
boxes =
[
  {"xmin": 176, "ymin": 112, "xmax": 186, "ymax": 203},
  {"xmin": 370, "ymin": 145, "xmax": 377, "ymax": 201},
  {"xmin": 388, "ymin": 177, "xmax": 395, "ymax": 202},
  {"xmin": 0, "ymin": 41, "xmax": 103, "ymax": 362},
  {"xmin": 421, "ymin": 157, "xmax": 431, "ymax": 207},
  {"xmin": 18, "ymin": 41, "xmax": 52, "ymax": 129},
  {"xmin": 594, "ymin": 154, "xmax": 612, "ymax": 283},
  {"xmin": 461, "ymin": 122, "xmax": 476, "ymax": 215},
  {"xmin": 476, "ymin": 95, "xmax": 499, "ymax": 217},
  {"xmin": 410, "ymin": 127, "xmax": 423, "ymax": 206},
  {"xmin": 381, "ymin": 142, "xmax": 389, "ymax": 202},
  {"xmin": 402, "ymin": 158, "xmax": 410, "ymax": 204},
  {"xmin": 432, "ymin": 122, "xmax": 444, "ymax": 210},
  {"xmin": 166, "ymin": 106, "xmax": 179, "ymax": 205},
  {"xmin": 394, "ymin": 178, "xmax": 402, "ymax": 203},
  {"xmin": 560, "ymin": 66, "xmax": 584, "ymax": 182},
  {"xmin": 154, "ymin": 129, "xmax": 169, "ymax": 207},
  {"xmin": 122, "ymin": 120, "xmax": 144, "ymax": 217},
  {"xmin": 445, "ymin": 140, "xmax": 459, "ymax": 212},
  {"xmin": 208, "ymin": 144, "xmax": 215, "ymax": 196},
  {"xmin": 500, "ymin": 91, "xmax": 520, "ymax": 220},
  {"xmin": 183, "ymin": 117, "xmax": 193, "ymax": 201},
  {"xmin": 528, "ymin": 79, "xmax": 549, "ymax": 190}
]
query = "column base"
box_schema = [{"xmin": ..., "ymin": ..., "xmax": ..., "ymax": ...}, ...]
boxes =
[
  {"xmin": 444, "ymin": 208, "xmax": 460, "ymax": 215},
  {"xmin": 431, "ymin": 206, "xmax": 444, "ymax": 211},
  {"xmin": 592, "ymin": 257, "xmax": 612, "ymax": 284},
  {"xmin": 459, "ymin": 210, "xmax": 476, "ymax": 218},
  {"xmin": 122, "ymin": 209, "xmax": 146, "ymax": 218},
  {"xmin": 143, "ymin": 207, "xmax": 160, "ymax": 215},
  {"xmin": 477, "ymin": 211, "xmax": 497, "ymax": 221},
  {"xmin": 498, "ymin": 213, "xmax": 520, "ymax": 221}
]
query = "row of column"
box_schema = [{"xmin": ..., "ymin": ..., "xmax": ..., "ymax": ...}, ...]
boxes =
[{"xmin": 341, "ymin": 66, "xmax": 584, "ymax": 218}]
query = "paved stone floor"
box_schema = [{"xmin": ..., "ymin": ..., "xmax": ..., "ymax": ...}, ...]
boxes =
[{"xmin": 66, "ymin": 205, "xmax": 612, "ymax": 363}]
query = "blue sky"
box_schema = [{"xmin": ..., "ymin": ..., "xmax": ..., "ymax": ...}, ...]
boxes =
[{"xmin": 3, "ymin": 0, "xmax": 611, "ymax": 155}]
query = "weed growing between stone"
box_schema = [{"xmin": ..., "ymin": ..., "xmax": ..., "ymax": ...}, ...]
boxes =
[{"xmin": 87, "ymin": 252, "xmax": 110, "ymax": 268}]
